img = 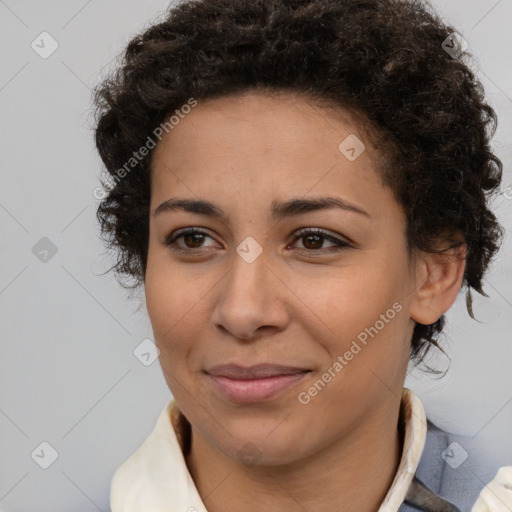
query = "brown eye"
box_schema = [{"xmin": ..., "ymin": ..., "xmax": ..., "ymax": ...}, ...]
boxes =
[
  {"xmin": 300, "ymin": 233, "xmax": 325, "ymax": 250},
  {"xmin": 290, "ymin": 228, "xmax": 351, "ymax": 253},
  {"xmin": 164, "ymin": 228, "xmax": 218, "ymax": 253},
  {"xmin": 182, "ymin": 232, "xmax": 207, "ymax": 248}
]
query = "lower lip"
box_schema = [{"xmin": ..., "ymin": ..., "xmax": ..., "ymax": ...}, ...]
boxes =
[{"xmin": 207, "ymin": 372, "xmax": 310, "ymax": 403}]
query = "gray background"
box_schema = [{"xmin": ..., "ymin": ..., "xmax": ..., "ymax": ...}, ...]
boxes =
[{"xmin": 1, "ymin": 0, "xmax": 511, "ymax": 510}]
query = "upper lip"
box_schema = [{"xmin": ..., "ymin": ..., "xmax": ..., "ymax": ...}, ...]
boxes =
[{"xmin": 206, "ymin": 363, "xmax": 311, "ymax": 380}]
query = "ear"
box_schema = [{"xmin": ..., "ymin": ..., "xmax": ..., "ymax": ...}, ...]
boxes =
[{"xmin": 409, "ymin": 242, "xmax": 467, "ymax": 325}]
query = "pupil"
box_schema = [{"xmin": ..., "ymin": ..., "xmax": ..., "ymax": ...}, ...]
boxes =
[
  {"xmin": 185, "ymin": 234, "xmax": 204, "ymax": 248},
  {"xmin": 304, "ymin": 234, "xmax": 322, "ymax": 249}
]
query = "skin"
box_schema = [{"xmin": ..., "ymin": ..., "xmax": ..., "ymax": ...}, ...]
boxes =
[{"xmin": 145, "ymin": 90, "xmax": 467, "ymax": 512}]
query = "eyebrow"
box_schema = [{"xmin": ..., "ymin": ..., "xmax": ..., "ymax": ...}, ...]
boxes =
[{"xmin": 154, "ymin": 196, "xmax": 371, "ymax": 221}]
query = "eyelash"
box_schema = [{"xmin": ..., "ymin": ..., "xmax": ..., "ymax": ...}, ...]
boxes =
[{"xmin": 164, "ymin": 227, "xmax": 352, "ymax": 255}]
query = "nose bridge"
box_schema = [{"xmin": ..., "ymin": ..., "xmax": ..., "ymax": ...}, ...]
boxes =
[
  {"xmin": 212, "ymin": 239, "xmax": 288, "ymax": 339},
  {"xmin": 225, "ymin": 239, "xmax": 270, "ymax": 305}
]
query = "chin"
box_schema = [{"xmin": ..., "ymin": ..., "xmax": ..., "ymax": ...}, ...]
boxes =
[{"xmin": 214, "ymin": 427, "xmax": 305, "ymax": 467}]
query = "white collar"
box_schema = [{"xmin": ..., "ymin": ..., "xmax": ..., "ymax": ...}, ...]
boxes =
[{"xmin": 110, "ymin": 387, "xmax": 427, "ymax": 512}]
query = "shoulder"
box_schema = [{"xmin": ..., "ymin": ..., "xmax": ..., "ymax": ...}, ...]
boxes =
[
  {"xmin": 109, "ymin": 400, "xmax": 208, "ymax": 512},
  {"xmin": 404, "ymin": 418, "xmax": 503, "ymax": 512},
  {"xmin": 109, "ymin": 401, "xmax": 179, "ymax": 511},
  {"xmin": 109, "ymin": 406, "xmax": 167, "ymax": 511}
]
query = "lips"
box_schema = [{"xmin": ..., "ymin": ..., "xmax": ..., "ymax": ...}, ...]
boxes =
[
  {"xmin": 205, "ymin": 364, "xmax": 311, "ymax": 403},
  {"xmin": 206, "ymin": 363, "xmax": 310, "ymax": 379}
]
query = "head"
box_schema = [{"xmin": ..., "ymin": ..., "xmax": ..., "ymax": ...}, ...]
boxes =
[{"xmin": 94, "ymin": 0, "xmax": 503, "ymax": 465}]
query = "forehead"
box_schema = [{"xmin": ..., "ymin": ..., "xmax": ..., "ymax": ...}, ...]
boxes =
[
  {"xmin": 149, "ymin": 91, "xmax": 397, "ymax": 222},
  {"xmin": 153, "ymin": 91, "xmax": 371, "ymax": 154}
]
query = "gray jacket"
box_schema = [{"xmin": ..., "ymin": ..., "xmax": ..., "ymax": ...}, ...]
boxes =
[{"xmin": 399, "ymin": 419, "xmax": 494, "ymax": 512}]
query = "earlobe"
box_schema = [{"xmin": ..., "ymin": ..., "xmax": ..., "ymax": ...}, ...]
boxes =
[{"xmin": 409, "ymin": 244, "xmax": 467, "ymax": 326}]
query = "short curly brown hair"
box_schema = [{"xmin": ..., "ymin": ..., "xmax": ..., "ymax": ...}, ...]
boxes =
[{"xmin": 93, "ymin": 0, "xmax": 504, "ymax": 369}]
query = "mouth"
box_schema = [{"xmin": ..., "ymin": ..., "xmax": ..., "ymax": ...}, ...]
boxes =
[{"xmin": 205, "ymin": 364, "xmax": 312, "ymax": 403}]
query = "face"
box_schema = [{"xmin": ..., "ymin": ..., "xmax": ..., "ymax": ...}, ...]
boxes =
[{"xmin": 145, "ymin": 90, "xmax": 421, "ymax": 466}]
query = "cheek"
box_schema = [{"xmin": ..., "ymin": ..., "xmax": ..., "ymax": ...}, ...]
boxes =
[
  {"xmin": 145, "ymin": 264, "xmax": 189, "ymax": 380},
  {"xmin": 144, "ymin": 246, "xmax": 215, "ymax": 372},
  {"xmin": 145, "ymin": 244, "xmax": 200, "ymax": 336},
  {"xmin": 295, "ymin": 260, "xmax": 401, "ymax": 327},
  {"xmin": 292, "ymin": 259, "xmax": 410, "ymax": 376},
  {"xmin": 145, "ymin": 274, "xmax": 203, "ymax": 399}
]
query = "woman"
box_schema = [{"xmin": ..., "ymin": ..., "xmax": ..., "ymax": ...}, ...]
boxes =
[{"xmin": 93, "ymin": 0, "xmax": 510, "ymax": 510}]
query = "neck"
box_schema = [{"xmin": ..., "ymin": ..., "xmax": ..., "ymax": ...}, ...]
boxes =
[{"xmin": 185, "ymin": 395, "xmax": 403, "ymax": 512}]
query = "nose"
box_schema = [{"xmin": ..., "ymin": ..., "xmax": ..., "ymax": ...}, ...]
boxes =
[{"xmin": 210, "ymin": 246, "xmax": 290, "ymax": 341}]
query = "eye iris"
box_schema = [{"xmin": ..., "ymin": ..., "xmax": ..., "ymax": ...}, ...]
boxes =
[
  {"xmin": 303, "ymin": 234, "xmax": 323, "ymax": 250},
  {"xmin": 184, "ymin": 233, "xmax": 205, "ymax": 248}
]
